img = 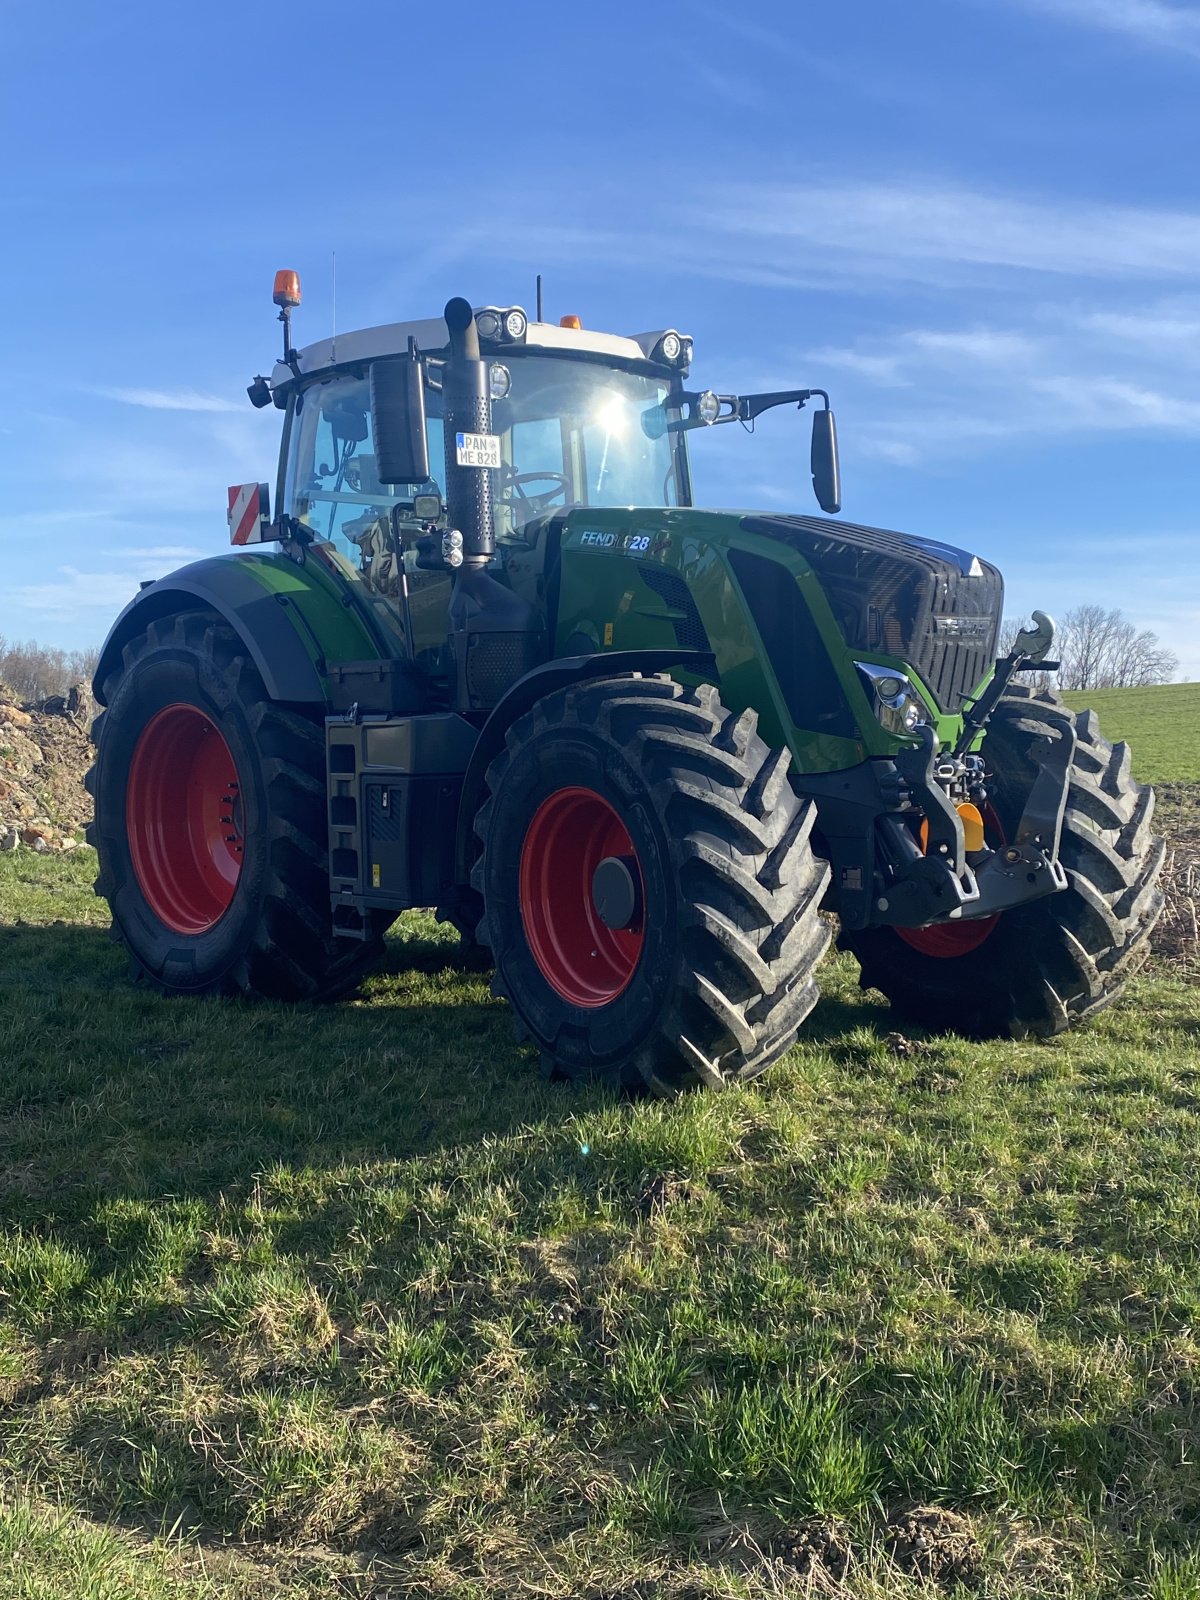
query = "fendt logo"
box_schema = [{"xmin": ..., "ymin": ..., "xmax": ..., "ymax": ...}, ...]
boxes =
[{"xmin": 579, "ymin": 529, "xmax": 618, "ymax": 548}]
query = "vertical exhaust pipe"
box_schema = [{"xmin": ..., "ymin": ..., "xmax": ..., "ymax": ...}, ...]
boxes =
[{"xmin": 442, "ymin": 297, "xmax": 495, "ymax": 563}]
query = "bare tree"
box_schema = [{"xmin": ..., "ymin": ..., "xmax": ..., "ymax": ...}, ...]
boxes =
[
  {"xmin": 997, "ymin": 617, "xmax": 1023, "ymax": 658},
  {"xmin": 1055, "ymin": 604, "xmax": 1177, "ymax": 692},
  {"xmin": 0, "ymin": 638, "xmax": 102, "ymax": 704}
]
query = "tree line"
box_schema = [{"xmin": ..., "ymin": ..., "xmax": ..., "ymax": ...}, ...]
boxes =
[
  {"xmin": 999, "ymin": 605, "xmax": 1177, "ymax": 692},
  {"xmin": 0, "ymin": 637, "xmax": 101, "ymax": 705}
]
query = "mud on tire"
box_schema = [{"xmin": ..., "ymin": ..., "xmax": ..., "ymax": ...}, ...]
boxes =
[
  {"xmin": 87, "ymin": 608, "xmax": 388, "ymax": 999},
  {"xmin": 841, "ymin": 683, "xmax": 1165, "ymax": 1038},
  {"xmin": 472, "ymin": 674, "xmax": 832, "ymax": 1093}
]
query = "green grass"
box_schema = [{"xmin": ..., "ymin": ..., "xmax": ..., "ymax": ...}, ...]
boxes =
[
  {"xmin": 1060, "ymin": 681, "xmax": 1200, "ymax": 785},
  {"xmin": 3, "ymin": 851, "xmax": 1200, "ymax": 1597}
]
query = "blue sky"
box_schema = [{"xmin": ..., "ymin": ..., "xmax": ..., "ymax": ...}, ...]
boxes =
[{"xmin": 3, "ymin": 0, "xmax": 1200, "ymax": 675}]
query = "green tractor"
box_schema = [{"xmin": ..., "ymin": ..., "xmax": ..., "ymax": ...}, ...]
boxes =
[{"xmin": 88, "ymin": 272, "xmax": 1165, "ymax": 1092}]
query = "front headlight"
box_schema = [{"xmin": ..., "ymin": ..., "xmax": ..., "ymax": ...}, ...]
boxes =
[{"xmin": 855, "ymin": 661, "xmax": 929, "ymax": 737}]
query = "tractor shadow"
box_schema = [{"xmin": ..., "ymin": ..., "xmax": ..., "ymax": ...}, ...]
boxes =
[
  {"xmin": 0, "ymin": 919, "xmax": 542, "ymax": 1213},
  {"xmin": 0, "ymin": 915, "xmax": 898, "ymax": 1242}
]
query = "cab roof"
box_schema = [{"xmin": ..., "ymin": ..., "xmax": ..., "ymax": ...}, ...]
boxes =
[{"xmin": 271, "ymin": 313, "xmax": 687, "ymax": 390}]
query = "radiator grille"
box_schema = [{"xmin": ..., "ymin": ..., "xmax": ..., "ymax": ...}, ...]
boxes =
[{"xmin": 741, "ymin": 514, "xmax": 1003, "ymax": 714}]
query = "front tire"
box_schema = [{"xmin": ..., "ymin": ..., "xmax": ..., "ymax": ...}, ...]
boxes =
[
  {"xmin": 472, "ymin": 675, "xmax": 832, "ymax": 1094},
  {"xmin": 87, "ymin": 609, "xmax": 388, "ymax": 1000},
  {"xmin": 841, "ymin": 685, "xmax": 1165, "ymax": 1038}
]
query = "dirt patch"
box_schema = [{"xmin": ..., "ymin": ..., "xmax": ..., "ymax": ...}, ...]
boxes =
[
  {"xmin": 0, "ymin": 680, "xmax": 95, "ymax": 852},
  {"xmin": 887, "ymin": 1504, "xmax": 984, "ymax": 1588},
  {"xmin": 773, "ymin": 1516, "xmax": 853, "ymax": 1583},
  {"xmin": 636, "ymin": 1172, "xmax": 701, "ymax": 1220},
  {"xmin": 1155, "ymin": 782, "xmax": 1200, "ymax": 971}
]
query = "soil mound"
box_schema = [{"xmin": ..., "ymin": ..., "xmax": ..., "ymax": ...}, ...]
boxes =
[{"xmin": 0, "ymin": 680, "xmax": 96, "ymax": 854}]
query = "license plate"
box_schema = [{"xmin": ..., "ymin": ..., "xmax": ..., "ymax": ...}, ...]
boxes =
[{"xmin": 455, "ymin": 431, "xmax": 501, "ymax": 468}]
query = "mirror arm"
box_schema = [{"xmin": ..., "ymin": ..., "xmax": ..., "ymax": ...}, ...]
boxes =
[
  {"xmin": 736, "ymin": 388, "xmax": 818, "ymax": 423},
  {"xmin": 673, "ymin": 388, "xmax": 826, "ymax": 430}
]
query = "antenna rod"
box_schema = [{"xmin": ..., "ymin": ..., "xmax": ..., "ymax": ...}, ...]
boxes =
[{"xmin": 536, "ymin": 274, "xmax": 543, "ymax": 323}]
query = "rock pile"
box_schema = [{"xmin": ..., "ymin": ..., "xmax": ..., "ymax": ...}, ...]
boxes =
[{"xmin": 0, "ymin": 681, "xmax": 95, "ymax": 853}]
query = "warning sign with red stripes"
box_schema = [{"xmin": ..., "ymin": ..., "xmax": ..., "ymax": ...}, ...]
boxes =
[{"xmin": 227, "ymin": 482, "xmax": 267, "ymax": 545}]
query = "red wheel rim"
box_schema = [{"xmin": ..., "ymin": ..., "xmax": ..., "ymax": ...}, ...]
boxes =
[
  {"xmin": 126, "ymin": 704, "xmax": 244, "ymax": 935},
  {"xmin": 519, "ymin": 786, "xmax": 645, "ymax": 1008},
  {"xmin": 895, "ymin": 803, "xmax": 1004, "ymax": 958}
]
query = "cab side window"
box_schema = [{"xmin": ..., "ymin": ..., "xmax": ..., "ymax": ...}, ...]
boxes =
[{"xmin": 284, "ymin": 376, "xmax": 446, "ymax": 564}]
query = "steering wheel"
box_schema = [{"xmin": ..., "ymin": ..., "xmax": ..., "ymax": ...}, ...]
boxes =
[{"xmin": 497, "ymin": 466, "xmax": 571, "ymax": 515}]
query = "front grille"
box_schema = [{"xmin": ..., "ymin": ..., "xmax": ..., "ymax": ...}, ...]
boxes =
[
  {"xmin": 741, "ymin": 514, "xmax": 1003, "ymax": 714},
  {"xmin": 920, "ymin": 572, "xmax": 1002, "ymax": 715}
]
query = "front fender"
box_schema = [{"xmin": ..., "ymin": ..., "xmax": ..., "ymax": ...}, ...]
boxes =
[
  {"xmin": 453, "ymin": 647, "xmax": 717, "ymax": 881},
  {"xmin": 93, "ymin": 553, "xmax": 382, "ymax": 706}
]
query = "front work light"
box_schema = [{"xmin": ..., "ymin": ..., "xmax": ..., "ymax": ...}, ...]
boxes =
[
  {"xmin": 697, "ymin": 390, "xmax": 721, "ymax": 424},
  {"xmin": 504, "ymin": 309, "xmax": 527, "ymax": 339},
  {"xmin": 489, "ymin": 362, "xmax": 511, "ymax": 399}
]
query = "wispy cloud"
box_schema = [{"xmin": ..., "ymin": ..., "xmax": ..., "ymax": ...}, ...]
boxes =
[
  {"xmin": 99, "ymin": 386, "xmax": 244, "ymax": 413},
  {"xmin": 16, "ymin": 566, "xmax": 153, "ymax": 619},
  {"xmin": 701, "ymin": 179, "xmax": 1200, "ymax": 285},
  {"xmin": 102, "ymin": 545, "xmax": 209, "ymax": 564},
  {"xmin": 805, "ymin": 297, "xmax": 1200, "ymax": 467},
  {"xmin": 1005, "ymin": 0, "xmax": 1200, "ymax": 56},
  {"xmin": 681, "ymin": 57, "xmax": 764, "ymax": 111}
]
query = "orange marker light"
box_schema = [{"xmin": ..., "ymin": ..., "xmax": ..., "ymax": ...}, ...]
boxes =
[
  {"xmin": 273, "ymin": 269, "xmax": 301, "ymax": 309},
  {"xmin": 559, "ymin": 314, "xmax": 582, "ymax": 329}
]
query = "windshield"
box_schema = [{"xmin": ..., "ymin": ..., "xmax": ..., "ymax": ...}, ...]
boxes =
[
  {"xmin": 282, "ymin": 355, "xmax": 682, "ymax": 557},
  {"xmin": 489, "ymin": 356, "xmax": 679, "ymax": 534}
]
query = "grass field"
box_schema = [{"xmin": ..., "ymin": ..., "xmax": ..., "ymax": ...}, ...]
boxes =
[
  {"xmin": 3, "ymin": 682, "xmax": 1199, "ymax": 1599},
  {"xmin": 1060, "ymin": 681, "xmax": 1200, "ymax": 785},
  {"xmin": 3, "ymin": 838, "xmax": 1200, "ymax": 1600}
]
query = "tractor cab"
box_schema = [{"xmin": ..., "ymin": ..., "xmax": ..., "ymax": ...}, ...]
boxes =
[
  {"xmin": 237, "ymin": 278, "xmax": 842, "ymax": 706},
  {"xmin": 269, "ymin": 320, "xmax": 693, "ymax": 665},
  {"xmin": 276, "ymin": 315, "xmax": 692, "ymax": 545}
]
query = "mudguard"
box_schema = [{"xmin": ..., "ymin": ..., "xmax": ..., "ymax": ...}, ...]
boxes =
[
  {"xmin": 92, "ymin": 554, "xmax": 383, "ymax": 707},
  {"xmin": 453, "ymin": 647, "xmax": 717, "ymax": 880}
]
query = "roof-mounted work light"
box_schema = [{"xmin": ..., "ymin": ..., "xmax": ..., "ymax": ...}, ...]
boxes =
[
  {"xmin": 651, "ymin": 330, "xmax": 693, "ymax": 371},
  {"xmin": 474, "ymin": 306, "xmax": 529, "ymax": 345}
]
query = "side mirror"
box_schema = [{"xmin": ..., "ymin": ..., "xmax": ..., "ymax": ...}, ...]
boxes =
[
  {"xmin": 811, "ymin": 407, "xmax": 841, "ymax": 514},
  {"xmin": 371, "ymin": 356, "xmax": 429, "ymax": 484}
]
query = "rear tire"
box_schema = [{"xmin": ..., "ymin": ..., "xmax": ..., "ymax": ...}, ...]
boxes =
[
  {"xmin": 840, "ymin": 685, "xmax": 1165, "ymax": 1038},
  {"xmin": 87, "ymin": 609, "xmax": 388, "ymax": 1000},
  {"xmin": 472, "ymin": 675, "xmax": 832, "ymax": 1094}
]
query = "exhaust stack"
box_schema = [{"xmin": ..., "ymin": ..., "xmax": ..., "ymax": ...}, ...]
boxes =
[{"xmin": 441, "ymin": 297, "xmax": 495, "ymax": 563}]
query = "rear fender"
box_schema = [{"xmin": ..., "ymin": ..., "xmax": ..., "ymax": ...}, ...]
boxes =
[
  {"xmin": 93, "ymin": 555, "xmax": 377, "ymax": 707},
  {"xmin": 453, "ymin": 647, "xmax": 716, "ymax": 881}
]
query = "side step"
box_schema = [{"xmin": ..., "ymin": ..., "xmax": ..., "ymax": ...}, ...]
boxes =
[{"xmin": 325, "ymin": 711, "xmax": 477, "ymax": 938}]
